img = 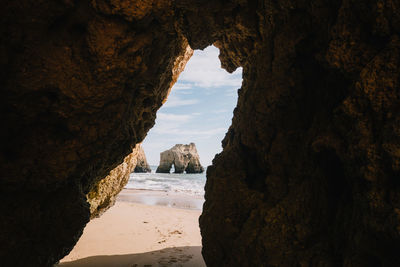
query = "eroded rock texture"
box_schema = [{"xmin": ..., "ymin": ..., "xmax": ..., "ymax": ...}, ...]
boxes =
[
  {"xmin": 156, "ymin": 143, "xmax": 204, "ymax": 173},
  {"xmin": 134, "ymin": 144, "xmax": 151, "ymax": 173},
  {"xmin": 1, "ymin": 0, "xmax": 400, "ymax": 266},
  {"xmin": 87, "ymin": 144, "xmax": 140, "ymax": 218},
  {"xmin": 0, "ymin": 1, "xmax": 192, "ymax": 265},
  {"xmin": 180, "ymin": 1, "xmax": 400, "ymax": 266}
]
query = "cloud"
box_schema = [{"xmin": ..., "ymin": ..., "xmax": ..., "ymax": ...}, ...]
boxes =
[
  {"xmin": 178, "ymin": 46, "xmax": 243, "ymax": 89},
  {"xmin": 225, "ymin": 87, "xmax": 240, "ymax": 97},
  {"xmin": 173, "ymin": 84, "xmax": 193, "ymax": 91},
  {"xmin": 151, "ymin": 110, "xmax": 226, "ymax": 139},
  {"xmin": 185, "ymin": 127, "xmax": 226, "ymax": 137},
  {"xmin": 162, "ymin": 94, "xmax": 198, "ymax": 108},
  {"xmin": 156, "ymin": 112, "xmax": 192, "ymax": 122},
  {"xmin": 151, "ymin": 112, "xmax": 194, "ymax": 136},
  {"xmin": 211, "ymin": 109, "xmax": 229, "ymax": 114},
  {"xmin": 153, "ymin": 125, "xmax": 226, "ymax": 138}
]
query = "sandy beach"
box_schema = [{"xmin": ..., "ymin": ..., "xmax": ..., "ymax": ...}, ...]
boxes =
[{"xmin": 58, "ymin": 189, "xmax": 205, "ymax": 267}]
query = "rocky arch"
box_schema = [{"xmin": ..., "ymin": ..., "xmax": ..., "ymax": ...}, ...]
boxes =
[
  {"xmin": 156, "ymin": 143, "xmax": 204, "ymax": 174},
  {"xmin": 1, "ymin": 1, "xmax": 400, "ymax": 266}
]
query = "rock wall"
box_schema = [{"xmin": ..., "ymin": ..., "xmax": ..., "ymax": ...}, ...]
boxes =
[
  {"xmin": 156, "ymin": 143, "xmax": 204, "ymax": 173},
  {"xmin": 1, "ymin": 0, "xmax": 400, "ymax": 266},
  {"xmin": 176, "ymin": 1, "xmax": 400, "ymax": 266},
  {"xmin": 0, "ymin": 1, "xmax": 192, "ymax": 265},
  {"xmin": 87, "ymin": 144, "xmax": 140, "ymax": 219},
  {"xmin": 134, "ymin": 144, "xmax": 151, "ymax": 173}
]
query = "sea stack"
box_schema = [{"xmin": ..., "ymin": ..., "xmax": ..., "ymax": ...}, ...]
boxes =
[
  {"xmin": 134, "ymin": 145, "xmax": 151, "ymax": 173},
  {"xmin": 156, "ymin": 143, "xmax": 204, "ymax": 174}
]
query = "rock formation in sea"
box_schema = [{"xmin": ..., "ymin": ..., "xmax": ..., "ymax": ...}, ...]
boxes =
[
  {"xmin": 2, "ymin": 1, "xmax": 400, "ymax": 266},
  {"xmin": 156, "ymin": 143, "xmax": 204, "ymax": 174},
  {"xmin": 134, "ymin": 145, "xmax": 151, "ymax": 173}
]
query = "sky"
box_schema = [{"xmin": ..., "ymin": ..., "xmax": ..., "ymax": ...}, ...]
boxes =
[{"xmin": 142, "ymin": 45, "xmax": 243, "ymax": 166}]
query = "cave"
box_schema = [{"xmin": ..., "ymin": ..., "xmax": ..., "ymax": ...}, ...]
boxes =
[{"xmin": 1, "ymin": 1, "xmax": 400, "ymax": 266}]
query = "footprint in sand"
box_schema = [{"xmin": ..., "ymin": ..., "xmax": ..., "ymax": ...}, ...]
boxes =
[
  {"xmin": 158, "ymin": 258, "xmax": 169, "ymax": 266},
  {"xmin": 157, "ymin": 249, "xmax": 194, "ymax": 266},
  {"xmin": 168, "ymin": 256, "xmax": 178, "ymax": 263},
  {"xmin": 169, "ymin": 230, "xmax": 182, "ymax": 235},
  {"xmin": 180, "ymin": 254, "xmax": 193, "ymax": 262}
]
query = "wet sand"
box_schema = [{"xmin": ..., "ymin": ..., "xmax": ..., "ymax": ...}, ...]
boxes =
[{"xmin": 117, "ymin": 189, "xmax": 205, "ymax": 210}]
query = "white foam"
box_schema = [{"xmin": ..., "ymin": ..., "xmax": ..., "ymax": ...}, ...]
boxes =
[{"xmin": 125, "ymin": 166, "xmax": 206, "ymax": 196}]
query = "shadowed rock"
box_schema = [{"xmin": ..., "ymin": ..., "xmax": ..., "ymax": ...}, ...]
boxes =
[
  {"xmin": 156, "ymin": 143, "xmax": 204, "ymax": 174},
  {"xmin": 0, "ymin": 1, "xmax": 193, "ymax": 265},
  {"xmin": 1, "ymin": 1, "xmax": 400, "ymax": 266}
]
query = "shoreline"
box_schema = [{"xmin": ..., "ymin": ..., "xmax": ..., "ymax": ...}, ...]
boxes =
[
  {"xmin": 58, "ymin": 189, "xmax": 205, "ymax": 266},
  {"xmin": 118, "ymin": 188, "xmax": 205, "ymax": 210}
]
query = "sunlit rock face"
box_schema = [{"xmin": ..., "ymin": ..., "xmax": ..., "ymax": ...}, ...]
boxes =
[
  {"xmin": 87, "ymin": 144, "xmax": 140, "ymax": 219},
  {"xmin": 156, "ymin": 143, "xmax": 204, "ymax": 173},
  {"xmin": 1, "ymin": 0, "xmax": 400, "ymax": 266},
  {"xmin": 134, "ymin": 144, "xmax": 151, "ymax": 173}
]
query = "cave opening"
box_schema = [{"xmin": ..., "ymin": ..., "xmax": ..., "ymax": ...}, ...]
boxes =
[
  {"xmin": 3, "ymin": 1, "xmax": 400, "ymax": 266},
  {"xmin": 58, "ymin": 45, "xmax": 243, "ymax": 266}
]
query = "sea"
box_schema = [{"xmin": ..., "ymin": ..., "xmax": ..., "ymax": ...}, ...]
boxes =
[{"xmin": 125, "ymin": 165, "xmax": 207, "ymax": 196}]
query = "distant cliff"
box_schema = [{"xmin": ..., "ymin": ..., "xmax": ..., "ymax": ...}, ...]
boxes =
[
  {"xmin": 156, "ymin": 143, "xmax": 204, "ymax": 174},
  {"xmin": 134, "ymin": 145, "xmax": 151, "ymax": 173}
]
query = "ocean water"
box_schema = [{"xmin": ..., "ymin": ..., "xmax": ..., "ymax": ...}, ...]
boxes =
[{"xmin": 125, "ymin": 165, "xmax": 207, "ymax": 196}]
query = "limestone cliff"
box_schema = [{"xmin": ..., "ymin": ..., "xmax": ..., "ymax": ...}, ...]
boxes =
[
  {"xmin": 156, "ymin": 143, "xmax": 204, "ymax": 173},
  {"xmin": 134, "ymin": 145, "xmax": 151, "ymax": 173},
  {"xmin": 2, "ymin": 1, "xmax": 400, "ymax": 266},
  {"xmin": 87, "ymin": 144, "xmax": 139, "ymax": 219}
]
